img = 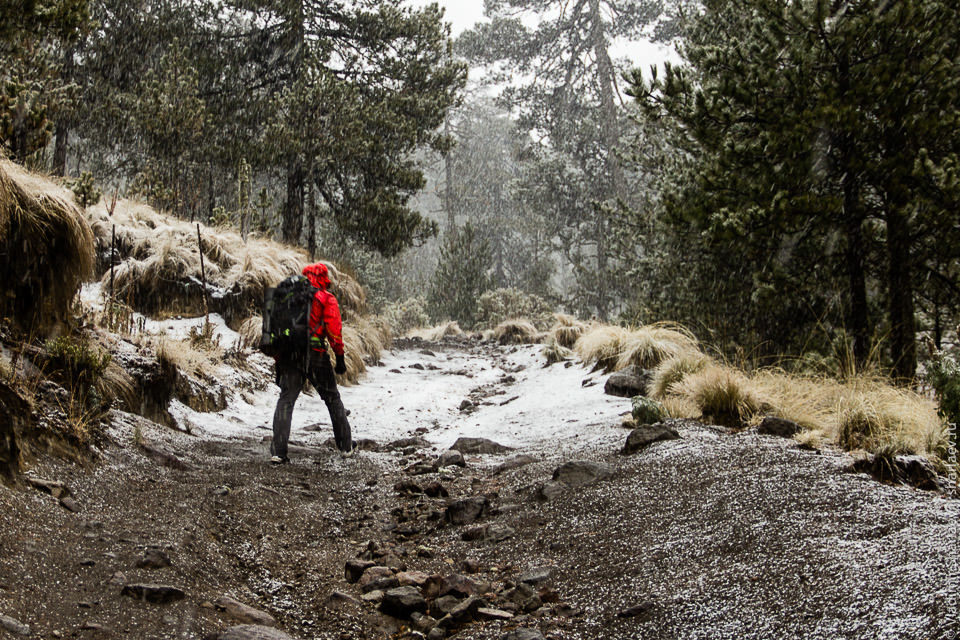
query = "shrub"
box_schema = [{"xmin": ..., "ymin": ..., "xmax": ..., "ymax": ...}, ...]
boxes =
[
  {"xmin": 46, "ymin": 335, "xmax": 112, "ymax": 390},
  {"xmin": 925, "ymin": 351, "xmax": 960, "ymax": 432},
  {"xmin": 492, "ymin": 319, "xmax": 541, "ymax": 345},
  {"xmin": 475, "ymin": 288, "xmax": 554, "ymax": 330},
  {"xmin": 632, "ymin": 396, "xmax": 666, "ymax": 425},
  {"xmin": 383, "ymin": 297, "xmax": 430, "ymax": 337}
]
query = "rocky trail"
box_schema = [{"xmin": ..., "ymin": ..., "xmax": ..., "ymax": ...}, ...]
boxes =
[{"xmin": 1, "ymin": 338, "xmax": 958, "ymax": 640}]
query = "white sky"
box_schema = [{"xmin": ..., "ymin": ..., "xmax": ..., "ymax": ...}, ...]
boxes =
[{"xmin": 405, "ymin": 0, "xmax": 678, "ymax": 73}]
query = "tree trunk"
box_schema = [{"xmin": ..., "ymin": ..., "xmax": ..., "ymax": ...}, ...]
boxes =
[
  {"xmin": 843, "ymin": 183, "xmax": 870, "ymax": 371},
  {"xmin": 53, "ymin": 123, "xmax": 69, "ymax": 177},
  {"xmin": 282, "ymin": 158, "xmax": 305, "ymax": 245},
  {"xmin": 886, "ymin": 206, "xmax": 917, "ymax": 381}
]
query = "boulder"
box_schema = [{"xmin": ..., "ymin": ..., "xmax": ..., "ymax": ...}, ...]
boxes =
[
  {"xmin": 136, "ymin": 548, "xmax": 172, "ymax": 569},
  {"xmin": 851, "ymin": 454, "xmax": 947, "ymax": 491},
  {"xmin": 449, "ymin": 437, "xmax": 513, "ymax": 455},
  {"xmin": 505, "ymin": 583, "xmax": 541, "ymax": 612},
  {"xmin": 214, "ymin": 596, "xmax": 276, "ymax": 626},
  {"xmin": 604, "ymin": 366, "xmax": 654, "ymax": 398},
  {"xmin": 120, "ymin": 583, "xmax": 185, "ymax": 604},
  {"xmin": 345, "ymin": 559, "xmax": 376, "ymax": 583},
  {"xmin": 622, "ymin": 424, "xmax": 680, "ymax": 455},
  {"xmin": 424, "ymin": 481, "xmax": 449, "ymax": 498},
  {"xmin": 493, "ymin": 455, "xmax": 537, "ymax": 474},
  {"xmin": 444, "ymin": 496, "xmax": 489, "ymax": 525},
  {"xmin": 519, "ymin": 566, "xmax": 555, "ymax": 585},
  {"xmin": 552, "ymin": 460, "xmax": 614, "ymax": 488},
  {"xmin": 380, "ymin": 586, "xmax": 428, "ymax": 618},
  {"xmin": 387, "ymin": 436, "xmax": 430, "ymax": 450},
  {"xmin": 437, "ymin": 450, "xmax": 466, "ymax": 468},
  {"xmin": 325, "ymin": 591, "xmax": 361, "ymax": 610},
  {"xmin": 436, "ymin": 596, "xmax": 484, "ymax": 627},
  {"xmin": 756, "ymin": 416, "xmax": 802, "ymax": 438},
  {"xmin": 217, "ymin": 625, "xmax": 297, "ymax": 640},
  {"xmin": 534, "ymin": 481, "xmax": 565, "ymax": 502},
  {"xmin": 631, "ymin": 396, "xmax": 666, "ymax": 426},
  {"xmin": 617, "ymin": 601, "xmax": 655, "ymax": 619}
]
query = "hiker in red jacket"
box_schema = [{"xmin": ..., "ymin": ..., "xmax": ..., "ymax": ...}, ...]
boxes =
[{"xmin": 271, "ymin": 262, "xmax": 353, "ymax": 463}]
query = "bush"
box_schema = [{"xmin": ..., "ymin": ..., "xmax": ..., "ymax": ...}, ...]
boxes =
[
  {"xmin": 46, "ymin": 334, "xmax": 112, "ymax": 390},
  {"xmin": 924, "ymin": 351, "xmax": 959, "ymax": 450},
  {"xmin": 632, "ymin": 396, "xmax": 666, "ymax": 425},
  {"xmin": 383, "ymin": 297, "xmax": 430, "ymax": 336},
  {"xmin": 475, "ymin": 288, "xmax": 554, "ymax": 330}
]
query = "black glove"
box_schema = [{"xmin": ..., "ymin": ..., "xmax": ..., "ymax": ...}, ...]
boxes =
[{"xmin": 334, "ymin": 353, "xmax": 347, "ymax": 375}]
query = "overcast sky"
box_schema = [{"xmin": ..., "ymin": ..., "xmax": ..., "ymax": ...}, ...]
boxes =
[{"xmin": 404, "ymin": 0, "xmax": 678, "ymax": 72}]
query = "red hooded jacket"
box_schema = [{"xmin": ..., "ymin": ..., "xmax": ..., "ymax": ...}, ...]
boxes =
[{"xmin": 302, "ymin": 263, "xmax": 344, "ymax": 356}]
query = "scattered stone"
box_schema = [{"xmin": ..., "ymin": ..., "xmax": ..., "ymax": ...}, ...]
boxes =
[
  {"xmin": 120, "ymin": 583, "xmax": 186, "ymax": 604},
  {"xmin": 136, "ymin": 548, "xmax": 172, "ymax": 569},
  {"xmin": 396, "ymin": 571, "xmax": 430, "ymax": 587},
  {"xmin": 26, "ymin": 476, "xmax": 70, "ymax": 499},
  {"xmin": 354, "ymin": 438, "xmax": 380, "ymax": 451},
  {"xmin": 851, "ymin": 454, "xmax": 947, "ymax": 491},
  {"xmin": 506, "ymin": 583, "xmax": 542, "ymax": 612},
  {"xmin": 553, "ymin": 602, "xmax": 581, "ymax": 617},
  {"xmin": 617, "ymin": 601, "xmax": 655, "ymax": 619},
  {"xmin": 442, "ymin": 574, "xmax": 487, "ymax": 598},
  {"xmin": 622, "ymin": 424, "xmax": 681, "ymax": 455},
  {"xmin": 395, "ymin": 480, "xmax": 424, "ymax": 495},
  {"xmin": 477, "ymin": 607, "xmax": 514, "ymax": 621},
  {"xmin": 325, "ymin": 591, "xmax": 361, "ymax": 610},
  {"xmin": 437, "ymin": 450, "xmax": 465, "ymax": 468},
  {"xmin": 461, "ymin": 559, "xmax": 481, "ymax": 574},
  {"xmin": 437, "ymin": 596, "xmax": 484, "ymax": 627},
  {"xmin": 552, "ymin": 460, "xmax": 614, "ymax": 488},
  {"xmin": 388, "ymin": 436, "xmax": 430, "ymax": 450},
  {"xmin": 535, "ymin": 481, "xmax": 565, "ymax": 502},
  {"xmin": 360, "ymin": 590, "xmax": 384, "ymax": 604},
  {"xmin": 410, "ymin": 363, "xmax": 425, "ymax": 370},
  {"xmin": 345, "ymin": 559, "xmax": 376, "ymax": 583},
  {"xmin": 140, "ymin": 442, "xmax": 195, "ymax": 471},
  {"xmin": 449, "ymin": 437, "xmax": 513, "ymax": 455},
  {"xmin": 407, "ymin": 462, "xmax": 438, "ymax": 476},
  {"xmin": 80, "ymin": 621, "xmax": 107, "ymax": 631},
  {"xmin": 217, "ymin": 625, "xmax": 297, "ymax": 640},
  {"xmin": 483, "ymin": 523, "xmax": 515, "ymax": 542},
  {"xmin": 519, "ymin": 567, "xmax": 555, "ymax": 585},
  {"xmin": 444, "ymin": 496, "xmax": 489, "ymax": 525},
  {"xmin": 59, "ymin": 497, "xmax": 81, "ymax": 513},
  {"xmin": 756, "ymin": 416, "xmax": 802, "ymax": 438},
  {"xmin": 427, "ymin": 628, "xmax": 445, "ymax": 640},
  {"xmin": 380, "ymin": 586, "xmax": 428, "ymax": 618},
  {"xmin": 416, "ymin": 546, "xmax": 435, "ymax": 559},
  {"xmin": 501, "ymin": 629, "xmax": 545, "ymax": 640},
  {"xmin": 423, "ymin": 481, "xmax": 449, "ymax": 498},
  {"xmin": 458, "ymin": 400, "xmax": 474, "ymax": 412},
  {"xmin": 108, "ymin": 571, "xmax": 127, "ymax": 586},
  {"xmin": 631, "ymin": 396, "xmax": 667, "ymax": 426},
  {"xmin": 359, "ymin": 566, "xmax": 394, "ymax": 585},
  {"xmin": 215, "ymin": 596, "xmax": 276, "ymax": 626},
  {"xmin": 494, "ymin": 455, "xmax": 537, "ymax": 474},
  {"xmin": 0, "ymin": 615, "xmax": 30, "ymax": 636},
  {"xmin": 604, "ymin": 366, "xmax": 654, "ymax": 398}
]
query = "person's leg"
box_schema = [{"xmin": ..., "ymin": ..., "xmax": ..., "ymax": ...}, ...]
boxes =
[
  {"xmin": 309, "ymin": 352, "xmax": 352, "ymax": 453},
  {"xmin": 271, "ymin": 362, "xmax": 304, "ymax": 461}
]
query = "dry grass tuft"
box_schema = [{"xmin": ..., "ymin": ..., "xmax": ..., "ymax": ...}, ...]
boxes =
[
  {"xmin": 542, "ymin": 339, "xmax": 573, "ymax": 365},
  {"xmin": 651, "ymin": 352, "xmax": 712, "ymax": 399},
  {"xmin": 493, "ymin": 319, "xmax": 542, "ymax": 345},
  {"xmin": 616, "ymin": 324, "xmax": 700, "ymax": 371},
  {"xmin": 675, "ymin": 365, "xmax": 765, "ymax": 428},
  {"xmin": 157, "ymin": 337, "xmax": 220, "ymax": 379},
  {"xmin": 96, "ymin": 360, "xmax": 137, "ymax": 411},
  {"xmin": 0, "ymin": 160, "xmax": 95, "ymax": 334},
  {"xmin": 408, "ymin": 321, "xmax": 464, "ymax": 341},
  {"xmin": 87, "ymin": 199, "xmax": 366, "ymax": 324},
  {"xmin": 238, "ymin": 316, "xmax": 262, "ymax": 350},
  {"xmin": 574, "ymin": 325, "xmax": 632, "ymax": 372},
  {"xmin": 547, "ymin": 313, "xmax": 588, "ymax": 349}
]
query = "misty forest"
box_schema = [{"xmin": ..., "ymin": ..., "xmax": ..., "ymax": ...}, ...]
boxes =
[{"xmin": 1, "ymin": 1, "xmax": 959, "ymax": 639}]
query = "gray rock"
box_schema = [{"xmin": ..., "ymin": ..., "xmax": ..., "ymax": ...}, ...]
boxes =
[
  {"xmin": 362, "ymin": 577, "xmax": 400, "ymax": 593},
  {"xmin": 444, "ymin": 496, "xmax": 489, "ymax": 525},
  {"xmin": 325, "ymin": 591, "xmax": 361, "ymax": 610},
  {"xmin": 388, "ymin": 436, "xmax": 430, "ymax": 450},
  {"xmin": 501, "ymin": 629, "xmax": 545, "ymax": 640},
  {"xmin": 477, "ymin": 607, "xmax": 514, "ymax": 620},
  {"xmin": 26, "ymin": 476, "xmax": 70, "ymax": 499},
  {"xmin": 604, "ymin": 366, "xmax": 654, "ymax": 398},
  {"xmin": 449, "ymin": 437, "xmax": 513, "ymax": 455},
  {"xmin": 552, "ymin": 460, "xmax": 614, "ymax": 487},
  {"xmin": 345, "ymin": 559, "xmax": 376, "ymax": 583},
  {"xmin": 59, "ymin": 496, "xmax": 81, "ymax": 513},
  {"xmin": 438, "ymin": 596, "xmax": 484, "ymax": 626},
  {"xmin": 493, "ymin": 455, "xmax": 537, "ymax": 474},
  {"xmin": 217, "ymin": 625, "xmax": 297, "ymax": 640},
  {"xmin": 617, "ymin": 601, "xmax": 655, "ymax": 619},
  {"xmin": 519, "ymin": 566, "xmax": 555, "ymax": 585},
  {"xmin": 360, "ymin": 590, "xmax": 385, "ymax": 603},
  {"xmin": 0, "ymin": 615, "xmax": 30, "ymax": 636},
  {"xmin": 214, "ymin": 596, "xmax": 276, "ymax": 626},
  {"xmin": 424, "ymin": 481, "xmax": 449, "ymax": 498},
  {"xmin": 136, "ymin": 548, "xmax": 172, "ymax": 569},
  {"xmin": 380, "ymin": 586, "xmax": 428, "ymax": 618},
  {"xmin": 852, "ymin": 454, "xmax": 947, "ymax": 491},
  {"xmin": 622, "ymin": 424, "xmax": 680, "ymax": 455},
  {"xmin": 431, "ymin": 595, "xmax": 460, "ymax": 616},
  {"xmin": 757, "ymin": 416, "xmax": 802, "ymax": 438},
  {"xmin": 120, "ymin": 583, "xmax": 186, "ymax": 604},
  {"xmin": 483, "ymin": 523, "xmax": 516, "ymax": 542},
  {"xmin": 535, "ymin": 481, "xmax": 565, "ymax": 502},
  {"xmin": 631, "ymin": 396, "xmax": 667, "ymax": 425},
  {"xmin": 506, "ymin": 583, "xmax": 542, "ymax": 613},
  {"xmin": 427, "ymin": 628, "xmax": 446, "ymax": 640},
  {"xmin": 437, "ymin": 450, "xmax": 466, "ymax": 468},
  {"xmin": 359, "ymin": 566, "xmax": 394, "ymax": 586}
]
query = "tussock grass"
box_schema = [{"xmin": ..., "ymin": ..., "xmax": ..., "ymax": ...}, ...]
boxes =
[
  {"xmin": 0, "ymin": 160, "xmax": 95, "ymax": 334},
  {"xmin": 547, "ymin": 313, "xmax": 588, "ymax": 349},
  {"xmin": 96, "ymin": 360, "xmax": 137, "ymax": 411},
  {"xmin": 616, "ymin": 324, "xmax": 700, "ymax": 371},
  {"xmin": 87, "ymin": 198, "xmax": 366, "ymax": 323},
  {"xmin": 157, "ymin": 337, "xmax": 220, "ymax": 378},
  {"xmin": 574, "ymin": 325, "xmax": 632, "ymax": 372},
  {"xmin": 238, "ymin": 316, "xmax": 262, "ymax": 350},
  {"xmin": 408, "ymin": 321, "xmax": 463, "ymax": 341},
  {"xmin": 676, "ymin": 365, "xmax": 765, "ymax": 427},
  {"xmin": 543, "ymin": 339, "xmax": 573, "ymax": 365},
  {"xmin": 493, "ymin": 319, "xmax": 542, "ymax": 345},
  {"xmin": 651, "ymin": 352, "xmax": 712, "ymax": 399}
]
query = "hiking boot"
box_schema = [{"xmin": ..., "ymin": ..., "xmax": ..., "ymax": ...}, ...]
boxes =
[
  {"xmin": 270, "ymin": 455, "xmax": 289, "ymax": 465},
  {"xmin": 339, "ymin": 446, "xmax": 355, "ymax": 459}
]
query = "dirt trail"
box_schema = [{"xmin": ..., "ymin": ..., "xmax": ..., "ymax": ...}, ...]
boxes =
[{"xmin": 1, "ymin": 340, "xmax": 958, "ymax": 640}]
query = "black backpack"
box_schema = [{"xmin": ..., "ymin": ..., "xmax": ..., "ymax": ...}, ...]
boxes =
[{"xmin": 260, "ymin": 275, "xmax": 318, "ymax": 359}]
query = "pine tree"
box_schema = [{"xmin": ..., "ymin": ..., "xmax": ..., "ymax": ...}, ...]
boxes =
[{"xmin": 428, "ymin": 223, "xmax": 493, "ymax": 328}]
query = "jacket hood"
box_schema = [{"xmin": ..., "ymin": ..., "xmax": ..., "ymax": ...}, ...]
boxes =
[{"xmin": 302, "ymin": 262, "xmax": 331, "ymax": 290}]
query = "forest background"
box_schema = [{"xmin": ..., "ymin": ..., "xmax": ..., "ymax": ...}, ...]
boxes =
[{"xmin": 2, "ymin": 0, "xmax": 959, "ymax": 397}]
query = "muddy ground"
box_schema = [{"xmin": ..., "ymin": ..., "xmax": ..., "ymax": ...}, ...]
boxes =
[{"xmin": 1, "ymin": 341, "xmax": 958, "ymax": 640}]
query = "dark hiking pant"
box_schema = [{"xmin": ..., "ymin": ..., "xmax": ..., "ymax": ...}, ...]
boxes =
[{"xmin": 272, "ymin": 352, "xmax": 352, "ymax": 458}]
